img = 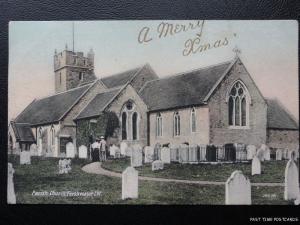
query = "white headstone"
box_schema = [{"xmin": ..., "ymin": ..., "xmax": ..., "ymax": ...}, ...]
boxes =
[
  {"xmin": 78, "ymin": 145, "xmax": 87, "ymax": 159},
  {"xmin": 179, "ymin": 144, "xmax": 189, "ymax": 163},
  {"xmin": 170, "ymin": 144, "xmax": 179, "ymax": 162},
  {"xmin": 225, "ymin": 170, "xmax": 251, "ymax": 205},
  {"xmin": 7, "ymin": 163, "xmax": 16, "ymax": 204},
  {"xmin": 30, "ymin": 144, "xmax": 38, "ymax": 156},
  {"xmin": 125, "ymin": 146, "xmax": 132, "ymax": 157},
  {"xmin": 153, "ymin": 143, "xmax": 161, "ymax": 161},
  {"xmin": 144, "ymin": 146, "xmax": 154, "ymax": 163},
  {"xmin": 199, "ymin": 144, "xmax": 207, "ymax": 161},
  {"xmin": 246, "ymin": 145, "xmax": 256, "ymax": 160},
  {"xmin": 260, "ymin": 144, "xmax": 270, "ymax": 161},
  {"xmin": 59, "ymin": 159, "xmax": 72, "ymax": 174},
  {"xmin": 276, "ymin": 149, "xmax": 282, "ymax": 160},
  {"xmin": 160, "ymin": 147, "xmax": 171, "ymax": 164},
  {"xmin": 189, "ymin": 144, "xmax": 198, "ymax": 162},
  {"xmin": 66, "ymin": 142, "xmax": 75, "ymax": 158},
  {"xmin": 251, "ymin": 156, "xmax": 261, "ymax": 175},
  {"xmin": 109, "ymin": 144, "xmax": 120, "ymax": 158},
  {"xmin": 152, "ymin": 160, "xmax": 164, "ymax": 171},
  {"xmin": 122, "ymin": 167, "xmax": 138, "ymax": 200},
  {"xmin": 284, "ymin": 159, "xmax": 300, "ymax": 200},
  {"xmin": 20, "ymin": 151, "xmax": 31, "ymax": 165},
  {"xmin": 120, "ymin": 142, "xmax": 128, "ymax": 156},
  {"xmin": 256, "ymin": 148, "xmax": 265, "ymax": 162},
  {"xmin": 131, "ymin": 145, "xmax": 143, "ymax": 167}
]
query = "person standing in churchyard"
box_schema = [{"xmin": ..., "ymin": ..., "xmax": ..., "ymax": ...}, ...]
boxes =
[
  {"xmin": 91, "ymin": 138, "xmax": 100, "ymax": 162},
  {"xmin": 99, "ymin": 136, "xmax": 107, "ymax": 162}
]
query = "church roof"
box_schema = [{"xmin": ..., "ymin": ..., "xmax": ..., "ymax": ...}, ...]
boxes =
[
  {"xmin": 139, "ymin": 61, "xmax": 233, "ymax": 111},
  {"xmin": 15, "ymin": 84, "xmax": 92, "ymax": 125},
  {"xmin": 101, "ymin": 67, "xmax": 142, "ymax": 88},
  {"xmin": 266, "ymin": 99, "xmax": 298, "ymax": 130},
  {"xmin": 10, "ymin": 122, "xmax": 35, "ymax": 142},
  {"xmin": 75, "ymin": 88, "xmax": 121, "ymax": 120}
]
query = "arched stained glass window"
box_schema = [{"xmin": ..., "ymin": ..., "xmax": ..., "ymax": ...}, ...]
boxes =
[{"xmin": 228, "ymin": 81, "xmax": 249, "ymax": 127}]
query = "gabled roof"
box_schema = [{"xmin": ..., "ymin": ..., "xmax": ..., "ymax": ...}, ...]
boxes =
[
  {"xmin": 15, "ymin": 84, "xmax": 92, "ymax": 125},
  {"xmin": 75, "ymin": 88, "xmax": 121, "ymax": 120},
  {"xmin": 101, "ymin": 67, "xmax": 142, "ymax": 88},
  {"xmin": 266, "ymin": 99, "xmax": 298, "ymax": 130},
  {"xmin": 139, "ymin": 61, "xmax": 233, "ymax": 111},
  {"xmin": 10, "ymin": 122, "xmax": 35, "ymax": 142}
]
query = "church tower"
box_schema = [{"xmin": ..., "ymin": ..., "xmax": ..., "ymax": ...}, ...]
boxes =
[{"xmin": 54, "ymin": 46, "xmax": 96, "ymax": 93}]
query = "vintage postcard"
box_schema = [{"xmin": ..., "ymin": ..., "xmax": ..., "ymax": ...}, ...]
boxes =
[{"xmin": 7, "ymin": 20, "xmax": 299, "ymax": 205}]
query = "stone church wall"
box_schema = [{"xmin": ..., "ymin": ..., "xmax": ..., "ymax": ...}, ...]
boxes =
[
  {"xmin": 267, "ymin": 129, "xmax": 299, "ymax": 150},
  {"xmin": 149, "ymin": 106, "xmax": 210, "ymax": 146},
  {"xmin": 208, "ymin": 59, "xmax": 267, "ymax": 146}
]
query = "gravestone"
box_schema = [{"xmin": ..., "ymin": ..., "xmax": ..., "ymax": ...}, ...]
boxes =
[
  {"xmin": 284, "ymin": 159, "xmax": 300, "ymax": 200},
  {"xmin": 59, "ymin": 159, "xmax": 72, "ymax": 174},
  {"xmin": 199, "ymin": 144, "xmax": 207, "ymax": 161},
  {"xmin": 120, "ymin": 142, "xmax": 128, "ymax": 156},
  {"xmin": 260, "ymin": 144, "xmax": 270, "ymax": 161},
  {"xmin": 225, "ymin": 170, "xmax": 251, "ymax": 205},
  {"xmin": 131, "ymin": 145, "xmax": 143, "ymax": 167},
  {"xmin": 125, "ymin": 146, "xmax": 132, "ymax": 157},
  {"xmin": 170, "ymin": 144, "xmax": 179, "ymax": 162},
  {"xmin": 152, "ymin": 160, "xmax": 164, "ymax": 171},
  {"xmin": 109, "ymin": 144, "xmax": 120, "ymax": 158},
  {"xmin": 66, "ymin": 142, "xmax": 75, "ymax": 158},
  {"xmin": 153, "ymin": 143, "xmax": 161, "ymax": 161},
  {"xmin": 256, "ymin": 148, "xmax": 265, "ymax": 162},
  {"xmin": 160, "ymin": 147, "xmax": 171, "ymax": 164},
  {"xmin": 7, "ymin": 163, "xmax": 16, "ymax": 204},
  {"xmin": 276, "ymin": 149, "xmax": 282, "ymax": 160},
  {"xmin": 189, "ymin": 144, "xmax": 198, "ymax": 163},
  {"xmin": 246, "ymin": 145, "xmax": 256, "ymax": 160},
  {"xmin": 122, "ymin": 167, "xmax": 138, "ymax": 200},
  {"xmin": 30, "ymin": 144, "xmax": 38, "ymax": 156},
  {"xmin": 78, "ymin": 145, "xmax": 88, "ymax": 159},
  {"xmin": 251, "ymin": 156, "xmax": 261, "ymax": 175},
  {"xmin": 144, "ymin": 146, "xmax": 154, "ymax": 163},
  {"xmin": 179, "ymin": 144, "xmax": 189, "ymax": 163},
  {"xmin": 20, "ymin": 151, "xmax": 31, "ymax": 165}
]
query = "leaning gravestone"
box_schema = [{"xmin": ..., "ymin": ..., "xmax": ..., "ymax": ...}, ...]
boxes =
[
  {"xmin": 120, "ymin": 142, "xmax": 128, "ymax": 156},
  {"xmin": 66, "ymin": 142, "xmax": 75, "ymax": 158},
  {"xmin": 160, "ymin": 147, "xmax": 171, "ymax": 164},
  {"xmin": 7, "ymin": 163, "xmax": 16, "ymax": 204},
  {"xmin": 144, "ymin": 146, "xmax": 154, "ymax": 163},
  {"xmin": 20, "ymin": 151, "xmax": 31, "ymax": 165},
  {"xmin": 122, "ymin": 167, "xmax": 138, "ymax": 200},
  {"xmin": 225, "ymin": 170, "xmax": 251, "ymax": 205},
  {"xmin": 78, "ymin": 145, "xmax": 88, "ymax": 159},
  {"xmin": 152, "ymin": 160, "xmax": 164, "ymax": 171},
  {"xmin": 246, "ymin": 145, "xmax": 256, "ymax": 160},
  {"xmin": 284, "ymin": 157, "xmax": 300, "ymax": 200},
  {"xmin": 131, "ymin": 145, "xmax": 143, "ymax": 167},
  {"xmin": 30, "ymin": 144, "xmax": 38, "ymax": 156},
  {"xmin": 251, "ymin": 156, "xmax": 261, "ymax": 175},
  {"xmin": 276, "ymin": 149, "xmax": 282, "ymax": 160}
]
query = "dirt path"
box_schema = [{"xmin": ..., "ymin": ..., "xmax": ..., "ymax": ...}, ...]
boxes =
[{"xmin": 82, "ymin": 162, "xmax": 284, "ymax": 187}]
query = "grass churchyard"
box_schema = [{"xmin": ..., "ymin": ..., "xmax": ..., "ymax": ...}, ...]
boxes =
[{"xmin": 9, "ymin": 155, "xmax": 295, "ymax": 204}]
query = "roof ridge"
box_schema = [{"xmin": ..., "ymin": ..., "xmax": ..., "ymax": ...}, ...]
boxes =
[
  {"xmin": 140, "ymin": 60, "xmax": 233, "ymax": 89},
  {"xmin": 34, "ymin": 82, "xmax": 93, "ymax": 101},
  {"xmin": 100, "ymin": 64, "xmax": 146, "ymax": 80}
]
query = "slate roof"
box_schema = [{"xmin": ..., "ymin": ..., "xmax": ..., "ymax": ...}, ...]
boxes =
[
  {"xmin": 15, "ymin": 84, "xmax": 92, "ymax": 125},
  {"xmin": 11, "ymin": 122, "xmax": 35, "ymax": 142},
  {"xmin": 140, "ymin": 61, "xmax": 232, "ymax": 111},
  {"xmin": 75, "ymin": 88, "xmax": 121, "ymax": 120},
  {"xmin": 266, "ymin": 99, "xmax": 298, "ymax": 130},
  {"xmin": 101, "ymin": 67, "xmax": 141, "ymax": 88}
]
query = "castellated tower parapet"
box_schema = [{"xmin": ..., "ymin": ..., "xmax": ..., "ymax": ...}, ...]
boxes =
[{"xmin": 54, "ymin": 47, "xmax": 96, "ymax": 93}]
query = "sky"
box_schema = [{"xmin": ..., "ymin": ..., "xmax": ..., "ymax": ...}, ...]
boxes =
[{"xmin": 8, "ymin": 20, "xmax": 298, "ymax": 122}]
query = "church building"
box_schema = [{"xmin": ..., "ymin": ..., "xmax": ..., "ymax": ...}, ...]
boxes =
[{"xmin": 8, "ymin": 47, "xmax": 299, "ymax": 157}]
